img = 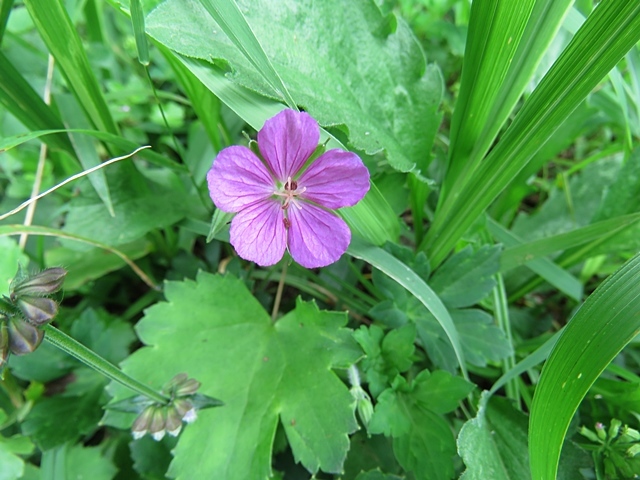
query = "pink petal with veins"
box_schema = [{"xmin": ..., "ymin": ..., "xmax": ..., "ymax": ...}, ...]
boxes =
[
  {"xmin": 298, "ymin": 149, "xmax": 370, "ymax": 209},
  {"xmin": 230, "ymin": 200, "xmax": 287, "ymax": 266},
  {"xmin": 258, "ymin": 110, "xmax": 319, "ymax": 182},
  {"xmin": 207, "ymin": 146, "xmax": 274, "ymax": 212},
  {"xmin": 287, "ymin": 203, "xmax": 350, "ymax": 268}
]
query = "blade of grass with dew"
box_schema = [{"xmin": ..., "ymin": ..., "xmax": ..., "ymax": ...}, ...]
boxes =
[
  {"xmin": 529, "ymin": 252, "xmax": 640, "ymax": 480},
  {"xmin": 23, "ymin": 0, "xmax": 119, "ymax": 136},
  {"xmin": 197, "ymin": 0, "xmax": 296, "ymax": 109},
  {"xmin": 347, "ymin": 237, "xmax": 467, "ymax": 379},
  {"xmin": 174, "ymin": 54, "xmax": 400, "ymax": 245},
  {"xmin": 422, "ymin": 0, "xmax": 640, "ymax": 268},
  {"xmin": 0, "ymin": 51, "xmax": 73, "ymax": 153},
  {"xmin": 487, "ymin": 218, "xmax": 583, "ymax": 301}
]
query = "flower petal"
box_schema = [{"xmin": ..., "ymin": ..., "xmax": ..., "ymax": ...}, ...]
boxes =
[
  {"xmin": 207, "ymin": 146, "xmax": 274, "ymax": 212},
  {"xmin": 297, "ymin": 149, "xmax": 370, "ymax": 209},
  {"xmin": 258, "ymin": 109, "xmax": 319, "ymax": 182},
  {"xmin": 229, "ymin": 199, "xmax": 287, "ymax": 267},
  {"xmin": 287, "ymin": 203, "xmax": 350, "ymax": 268}
]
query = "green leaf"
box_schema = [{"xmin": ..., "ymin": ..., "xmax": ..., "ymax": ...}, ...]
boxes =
[
  {"xmin": 369, "ymin": 371, "xmax": 472, "ymax": 480},
  {"xmin": 0, "ymin": 237, "xmax": 28, "ymax": 298},
  {"xmin": 342, "ymin": 432, "xmax": 400, "ymax": 480},
  {"xmin": 0, "ymin": 434, "xmax": 33, "ymax": 480},
  {"xmin": 452, "ymin": 309, "xmax": 513, "ymax": 368},
  {"xmin": 197, "ymin": 0, "xmax": 296, "ymax": 108},
  {"xmin": 348, "ymin": 237, "xmax": 466, "ymax": 377},
  {"xmin": 130, "ymin": 436, "xmax": 174, "ymax": 479},
  {"xmin": 0, "ymin": 51, "xmax": 73, "ymax": 153},
  {"xmin": 355, "ymin": 470, "xmax": 403, "ymax": 480},
  {"xmin": 146, "ymin": 0, "xmax": 443, "ymax": 173},
  {"xmin": 21, "ymin": 369, "xmax": 106, "ymax": 450},
  {"xmin": 458, "ymin": 393, "xmax": 530, "ymax": 480},
  {"xmin": 424, "ymin": 0, "xmax": 640, "ymax": 267},
  {"xmin": 529, "ymin": 252, "xmax": 640, "ymax": 479},
  {"xmin": 45, "ymin": 240, "xmax": 152, "ymax": 291},
  {"xmin": 354, "ymin": 324, "xmax": 416, "ymax": 398},
  {"xmin": 429, "ymin": 245, "xmax": 501, "ymax": 309},
  {"xmin": 69, "ymin": 308, "xmax": 136, "ymax": 365},
  {"xmin": 106, "ymin": 272, "xmax": 361, "ymax": 479},
  {"xmin": 40, "ymin": 443, "xmax": 117, "ymax": 480},
  {"xmin": 62, "ymin": 165, "xmax": 192, "ymax": 249},
  {"xmin": 23, "ymin": 0, "xmax": 119, "ymax": 135}
]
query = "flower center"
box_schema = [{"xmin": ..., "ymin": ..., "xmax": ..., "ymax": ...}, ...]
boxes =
[{"xmin": 275, "ymin": 177, "xmax": 306, "ymax": 210}]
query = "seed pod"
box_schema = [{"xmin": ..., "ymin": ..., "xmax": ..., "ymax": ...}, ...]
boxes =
[
  {"xmin": 17, "ymin": 297, "xmax": 58, "ymax": 326},
  {"xmin": 7, "ymin": 316, "xmax": 44, "ymax": 355},
  {"xmin": 11, "ymin": 267, "xmax": 67, "ymax": 300}
]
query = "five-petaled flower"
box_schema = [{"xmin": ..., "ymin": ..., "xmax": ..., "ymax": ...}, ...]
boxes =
[{"xmin": 207, "ymin": 109, "xmax": 370, "ymax": 268}]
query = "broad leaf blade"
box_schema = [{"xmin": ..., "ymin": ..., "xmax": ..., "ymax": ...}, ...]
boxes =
[
  {"xmin": 146, "ymin": 0, "xmax": 443, "ymax": 173},
  {"xmin": 105, "ymin": 273, "xmax": 361, "ymax": 479},
  {"xmin": 529, "ymin": 252, "xmax": 640, "ymax": 479}
]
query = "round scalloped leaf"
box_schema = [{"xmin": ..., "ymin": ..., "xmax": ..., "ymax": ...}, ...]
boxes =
[{"xmin": 106, "ymin": 272, "xmax": 361, "ymax": 479}]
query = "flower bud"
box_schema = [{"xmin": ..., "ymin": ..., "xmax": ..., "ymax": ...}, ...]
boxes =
[
  {"xmin": 596, "ymin": 422, "xmax": 607, "ymax": 441},
  {"xmin": 132, "ymin": 405, "xmax": 155, "ymax": 439},
  {"xmin": 11, "ymin": 268, "xmax": 67, "ymax": 300},
  {"xmin": 163, "ymin": 373, "xmax": 201, "ymax": 397},
  {"xmin": 351, "ymin": 385, "xmax": 373, "ymax": 429},
  {"xmin": 619, "ymin": 426, "xmax": 640, "ymax": 443},
  {"xmin": 17, "ymin": 296, "xmax": 58, "ymax": 326},
  {"xmin": 165, "ymin": 405, "xmax": 183, "ymax": 437},
  {"xmin": 579, "ymin": 426, "xmax": 600, "ymax": 443},
  {"xmin": 7, "ymin": 316, "xmax": 44, "ymax": 355},
  {"xmin": 609, "ymin": 418, "xmax": 622, "ymax": 439},
  {"xmin": 627, "ymin": 444, "xmax": 640, "ymax": 457},
  {"xmin": 149, "ymin": 407, "xmax": 167, "ymax": 441}
]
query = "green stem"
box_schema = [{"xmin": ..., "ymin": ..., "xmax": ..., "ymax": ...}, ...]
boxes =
[{"xmin": 43, "ymin": 325, "xmax": 168, "ymax": 404}]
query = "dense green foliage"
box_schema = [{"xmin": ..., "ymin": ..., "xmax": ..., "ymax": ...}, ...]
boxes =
[{"xmin": 1, "ymin": 0, "xmax": 640, "ymax": 478}]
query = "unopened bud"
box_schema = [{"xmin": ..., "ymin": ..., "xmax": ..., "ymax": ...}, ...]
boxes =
[
  {"xmin": 163, "ymin": 373, "xmax": 201, "ymax": 397},
  {"xmin": 17, "ymin": 296, "xmax": 58, "ymax": 326},
  {"xmin": 165, "ymin": 405, "xmax": 183, "ymax": 437},
  {"xmin": 132, "ymin": 405, "xmax": 155, "ymax": 439},
  {"xmin": 149, "ymin": 407, "xmax": 166, "ymax": 441},
  {"xmin": 579, "ymin": 426, "xmax": 600, "ymax": 443},
  {"xmin": 7, "ymin": 316, "xmax": 44, "ymax": 355},
  {"xmin": 351, "ymin": 385, "xmax": 373, "ymax": 429},
  {"xmin": 609, "ymin": 418, "xmax": 622, "ymax": 439},
  {"xmin": 620, "ymin": 426, "xmax": 640, "ymax": 443},
  {"xmin": 596, "ymin": 422, "xmax": 607, "ymax": 441},
  {"xmin": 627, "ymin": 444, "xmax": 640, "ymax": 457},
  {"xmin": 11, "ymin": 268, "xmax": 67, "ymax": 300}
]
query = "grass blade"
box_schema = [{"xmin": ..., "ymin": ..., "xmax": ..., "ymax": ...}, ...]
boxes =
[
  {"xmin": 348, "ymin": 237, "xmax": 467, "ymax": 378},
  {"xmin": 423, "ymin": 0, "xmax": 640, "ymax": 267},
  {"xmin": 23, "ymin": 0, "xmax": 119, "ymax": 135},
  {"xmin": 529, "ymin": 252, "xmax": 640, "ymax": 479}
]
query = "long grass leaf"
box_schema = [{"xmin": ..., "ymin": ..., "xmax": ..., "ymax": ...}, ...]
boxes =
[
  {"xmin": 529, "ymin": 252, "xmax": 640, "ymax": 479},
  {"xmin": 423, "ymin": 0, "xmax": 640, "ymax": 267},
  {"xmin": 347, "ymin": 237, "xmax": 467, "ymax": 378},
  {"xmin": 23, "ymin": 0, "xmax": 119, "ymax": 135}
]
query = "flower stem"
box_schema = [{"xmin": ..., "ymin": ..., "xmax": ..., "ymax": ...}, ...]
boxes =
[
  {"xmin": 271, "ymin": 261, "xmax": 289, "ymax": 321},
  {"xmin": 43, "ymin": 325, "xmax": 169, "ymax": 404}
]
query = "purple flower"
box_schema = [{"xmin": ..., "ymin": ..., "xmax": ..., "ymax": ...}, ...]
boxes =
[{"xmin": 207, "ymin": 109, "xmax": 370, "ymax": 268}]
